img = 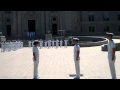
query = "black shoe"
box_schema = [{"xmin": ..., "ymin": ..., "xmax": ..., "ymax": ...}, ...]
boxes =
[
  {"xmin": 33, "ymin": 77, "xmax": 40, "ymax": 79},
  {"xmin": 74, "ymin": 77, "xmax": 80, "ymax": 79}
]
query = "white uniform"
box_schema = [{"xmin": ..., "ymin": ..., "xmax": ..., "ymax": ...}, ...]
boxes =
[
  {"xmin": 74, "ymin": 43, "xmax": 80, "ymax": 79},
  {"xmin": 56, "ymin": 40, "xmax": 59, "ymax": 48},
  {"xmin": 1, "ymin": 42, "xmax": 4, "ymax": 52},
  {"xmin": 48, "ymin": 40, "xmax": 51, "ymax": 48},
  {"xmin": 32, "ymin": 41, "xmax": 34, "ymax": 47},
  {"xmin": 28, "ymin": 41, "xmax": 31, "ymax": 47},
  {"xmin": 52, "ymin": 40, "xmax": 55, "ymax": 47},
  {"xmin": 60, "ymin": 40, "xmax": 63, "ymax": 47},
  {"xmin": 40, "ymin": 40, "xmax": 43, "ymax": 49},
  {"xmin": 108, "ymin": 39, "xmax": 116, "ymax": 79},
  {"xmin": 64, "ymin": 40, "xmax": 68, "ymax": 47},
  {"xmin": 3, "ymin": 42, "xmax": 6, "ymax": 52},
  {"xmin": 9, "ymin": 42, "xmax": 12, "ymax": 51},
  {"xmin": 44, "ymin": 41, "xmax": 47, "ymax": 48},
  {"xmin": 33, "ymin": 46, "xmax": 40, "ymax": 79},
  {"xmin": 6, "ymin": 42, "xmax": 9, "ymax": 52},
  {"xmin": 49, "ymin": 40, "xmax": 51, "ymax": 47}
]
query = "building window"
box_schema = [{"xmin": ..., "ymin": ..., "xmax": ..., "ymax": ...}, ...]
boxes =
[
  {"xmin": 104, "ymin": 26, "xmax": 109, "ymax": 32},
  {"xmin": 89, "ymin": 26, "xmax": 95, "ymax": 32},
  {"xmin": 88, "ymin": 11, "xmax": 94, "ymax": 21},
  {"xmin": 7, "ymin": 19, "xmax": 10, "ymax": 22},
  {"xmin": 5, "ymin": 11, "xmax": 11, "ymax": 14},
  {"xmin": 53, "ymin": 17, "xmax": 56, "ymax": 21},
  {"xmin": 118, "ymin": 25, "xmax": 120, "ymax": 31},
  {"xmin": 118, "ymin": 12, "xmax": 120, "ymax": 21},
  {"xmin": 103, "ymin": 11, "xmax": 109, "ymax": 21}
]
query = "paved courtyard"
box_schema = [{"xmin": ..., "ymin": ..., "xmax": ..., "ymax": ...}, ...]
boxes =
[{"xmin": 0, "ymin": 40, "xmax": 120, "ymax": 79}]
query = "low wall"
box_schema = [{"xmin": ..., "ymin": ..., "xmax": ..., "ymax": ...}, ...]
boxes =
[
  {"xmin": 69, "ymin": 36, "xmax": 108, "ymax": 47},
  {"xmin": 101, "ymin": 43, "xmax": 120, "ymax": 51},
  {"xmin": 80, "ymin": 40, "xmax": 108, "ymax": 47}
]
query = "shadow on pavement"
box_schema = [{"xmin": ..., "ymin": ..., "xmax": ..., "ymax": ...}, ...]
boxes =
[{"xmin": 69, "ymin": 74, "xmax": 83, "ymax": 77}]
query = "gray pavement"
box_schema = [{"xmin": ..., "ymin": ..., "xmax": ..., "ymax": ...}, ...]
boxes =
[{"xmin": 0, "ymin": 45, "xmax": 120, "ymax": 79}]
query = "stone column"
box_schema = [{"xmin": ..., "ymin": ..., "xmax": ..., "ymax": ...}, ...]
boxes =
[
  {"xmin": 46, "ymin": 11, "xmax": 50, "ymax": 33},
  {"xmin": 43, "ymin": 11, "xmax": 46, "ymax": 34},
  {"xmin": 60, "ymin": 11, "xmax": 62, "ymax": 30},
  {"xmin": 12, "ymin": 11, "xmax": 17, "ymax": 37},
  {"xmin": 41, "ymin": 11, "xmax": 45, "ymax": 34},
  {"xmin": 17, "ymin": 11, "xmax": 22, "ymax": 37},
  {"xmin": 0, "ymin": 11, "xmax": 2, "ymax": 33}
]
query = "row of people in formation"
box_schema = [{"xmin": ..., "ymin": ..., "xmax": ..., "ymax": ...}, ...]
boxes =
[
  {"xmin": 28, "ymin": 39, "xmax": 68, "ymax": 48},
  {"xmin": 0, "ymin": 40, "xmax": 23, "ymax": 52},
  {"xmin": 26, "ymin": 32, "xmax": 36, "ymax": 38}
]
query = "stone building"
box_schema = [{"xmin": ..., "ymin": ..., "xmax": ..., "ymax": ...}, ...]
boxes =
[{"xmin": 0, "ymin": 11, "xmax": 120, "ymax": 39}]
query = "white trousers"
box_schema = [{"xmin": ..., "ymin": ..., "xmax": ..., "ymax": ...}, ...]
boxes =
[
  {"xmin": 108, "ymin": 58, "xmax": 116, "ymax": 79},
  {"xmin": 1, "ymin": 45, "xmax": 3, "ymax": 52},
  {"xmin": 65, "ymin": 44, "xmax": 67, "ymax": 47},
  {"xmin": 29, "ymin": 43, "xmax": 31, "ymax": 47},
  {"xmin": 33, "ymin": 61, "xmax": 39, "ymax": 79},
  {"xmin": 52, "ymin": 44, "xmax": 54, "ymax": 47},
  {"xmin": 74, "ymin": 59, "xmax": 80, "ymax": 78},
  {"xmin": 45, "ymin": 43, "xmax": 47, "ymax": 47},
  {"xmin": 60, "ymin": 44, "xmax": 62, "ymax": 47}
]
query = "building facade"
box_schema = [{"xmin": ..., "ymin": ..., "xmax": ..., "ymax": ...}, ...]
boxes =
[{"xmin": 0, "ymin": 11, "xmax": 120, "ymax": 39}]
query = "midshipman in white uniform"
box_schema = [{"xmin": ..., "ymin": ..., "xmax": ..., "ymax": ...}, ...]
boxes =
[
  {"xmin": 52, "ymin": 39, "xmax": 55, "ymax": 48},
  {"xmin": 28, "ymin": 41, "xmax": 31, "ymax": 47},
  {"xmin": 48, "ymin": 39, "xmax": 51, "ymax": 49},
  {"xmin": 33, "ymin": 40, "xmax": 40, "ymax": 79},
  {"xmin": 106, "ymin": 32, "xmax": 117, "ymax": 79},
  {"xmin": 56, "ymin": 39, "xmax": 59, "ymax": 48},
  {"xmin": 49, "ymin": 39, "xmax": 51, "ymax": 48},
  {"xmin": 73, "ymin": 38, "xmax": 80, "ymax": 79},
  {"xmin": 1, "ymin": 42, "xmax": 4, "ymax": 52},
  {"xmin": 64, "ymin": 39, "xmax": 68, "ymax": 48},
  {"xmin": 44, "ymin": 40, "xmax": 47, "ymax": 48},
  {"xmin": 40, "ymin": 39, "xmax": 43, "ymax": 49},
  {"xmin": 60, "ymin": 40, "xmax": 63, "ymax": 47},
  {"xmin": 32, "ymin": 41, "xmax": 34, "ymax": 47}
]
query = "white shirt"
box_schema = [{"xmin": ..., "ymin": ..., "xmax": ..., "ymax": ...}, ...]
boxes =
[
  {"xmin": 44, "ymin": 41, "xmax": 47, "ymax": 47},
  {"xmin": 64, "ymin": 40, "xmax": 68, "ymax": 45},
  {"xmin": 52, "ymin": 40, "xmax": 54, "ymax": 46},
  {"xmin": 33, "ymin": 46, "xmax": 40, "ymax": 61},
  {"xmin": 48, "ymin": 40, "xmax": 51, "ymax": 46},
  {"xmin": 74, "ymin": 44, "xmax": 80, "ymax": 59},
  {"xmin": 60, "ymin": 40, "xmax": 63, "ymax": 45},
  {"xmin": 108, "ymin": 39, "xmax": 116, "ymax": 58},
  {"xmin": 28, "ymin": 41, "xmax": 31, "ymax": 46},
  {"xmin": 40, "ymin": 40, "xmax": 43, "ymax": 47},
  {"xmin": 32, "ymin": 41, "xmax": 34, "ymax": 47}
]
